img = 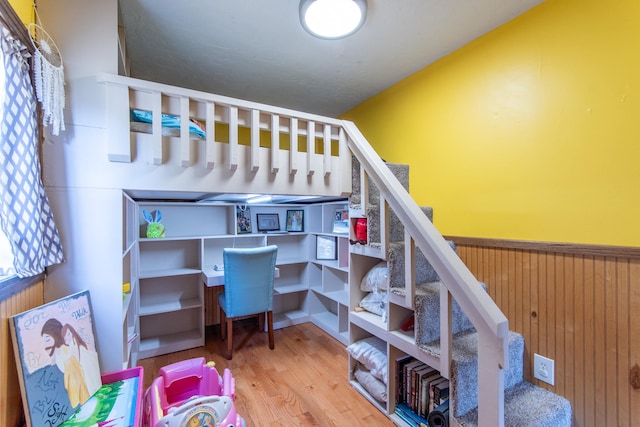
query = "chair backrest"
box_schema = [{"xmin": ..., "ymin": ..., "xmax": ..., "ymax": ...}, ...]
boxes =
[{"xmin": 222, "ymin": 245, "xmax": 278, "ymax": 317}]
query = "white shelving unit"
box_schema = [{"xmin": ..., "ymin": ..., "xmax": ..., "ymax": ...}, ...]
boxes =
[
  {"xmin": 121, "ymin": 193, "xmax": 139, "ymax": 368},
  {"xmin": 307, "ymin": 200, "xmax": 351, "ymax": 345},
  {"xmin": 347, "ymin": 245, "xmax": 442, "ymax": 426},
  {"xmin": 124, "ymin": 197, "xmax": 350, "ymax": 359}
]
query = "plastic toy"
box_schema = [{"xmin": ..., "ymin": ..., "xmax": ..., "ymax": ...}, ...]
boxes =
[
  {"xmin": 143, "ymin": 357, "xmax": 245, "ymax": 427},
  {"xmin": 143, "ymin": 209, "xmax": 165, "ymax": 238}
]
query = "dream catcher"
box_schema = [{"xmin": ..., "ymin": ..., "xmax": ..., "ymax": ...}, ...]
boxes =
[{"xmin": 28, "ymin": 20, "xmax": 65, "ymax": 135}]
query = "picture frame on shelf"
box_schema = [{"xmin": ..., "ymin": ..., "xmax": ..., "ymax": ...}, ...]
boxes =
[
  {"xmin": 286, "ymin": 209, "xmax": 304, "ymax": 232},
  {"xmin": 236, "ymin": 205, "xmax": 252, "ymax": 234},
  {"xmin": 333, "ymin": 209, "xmax": 349, "ymax": 234},
  {"xmin": 256, "ymin": 213, "xmax": 280, "ymax": 232},
  {"xmin": 316, "ymin": 235, "xmax": 337, "ymax": 260}
]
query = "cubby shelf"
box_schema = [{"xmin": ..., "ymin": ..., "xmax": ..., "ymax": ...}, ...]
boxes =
[{"xmin": 124, "ymin": 196, "xmax": 350, "ymax": 360}]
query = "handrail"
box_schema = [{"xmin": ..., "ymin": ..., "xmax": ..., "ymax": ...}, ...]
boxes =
[{"xmin": 342, "ymin": 120, "xmax": 510, "ymax": 426}]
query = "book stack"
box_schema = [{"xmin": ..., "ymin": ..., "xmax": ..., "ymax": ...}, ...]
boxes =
[{"xmin": 394, "ymin": 355, "xmax": 450, "ymax": 427}]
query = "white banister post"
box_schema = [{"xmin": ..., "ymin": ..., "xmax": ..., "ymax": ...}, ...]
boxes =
[
  {"xmin": 180, "ymin": 96, "xmax": 190, "ymax": 167},
  {"xmin": 228, "ymin": 106, "xmax": 238, "ymax": 170},
  {"xmin": 307, "ymin": 120, "xmax": 315, "ymax": 176},
  {"xmin": 290, "ymin": 117, "xmax": 299, "ymax": 175},
  {"xmin": 404, "ymin": 230, "xmax": 415, "ymax": 308},
  {"xmin": 439, "ymin": 286, "xmax": 452, "ymax": 379},
  {"xmin": 339, "ymin": 128, "xmax": 351, "ymax": 196},
  {"xmin": 323, "ymin": 124, "xmax": 331, "ymax": 177},
  {"xmin": 250, "ymin": 109, "xmax": 260, "ymax": 172},
  {"xmin": 477, "ymin": 329, "xmax": 505, "ymax": 427},
  {"xmin": 152, "ymin": 92, "xmax": 162, "ymax": 165},
  {"xmin": 104, "ymin": 81, "xmax": 132, "ymax": 162},
  {"xmin": 271, "ymin": 114, "xmax": 280, "ymax": 173},
  {"xmin": 205, "ymin": 101, "xmax": 215, "ymax": 169}
]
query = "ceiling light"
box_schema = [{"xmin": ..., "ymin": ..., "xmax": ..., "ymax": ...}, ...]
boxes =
[{"xmin": 300, "ymin": 0, "xmax": 367, "ymax": 39}]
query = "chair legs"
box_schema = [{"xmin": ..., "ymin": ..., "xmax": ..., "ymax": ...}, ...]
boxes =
[
  {"xmin": 267, "ymin": 311, "xmax": 274, "ymax": 350},
  {"xmin": 218, "ymin": 309, "xmax": 275, "ymax": 360}
]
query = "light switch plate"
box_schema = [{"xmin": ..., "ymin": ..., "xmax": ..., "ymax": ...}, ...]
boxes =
[{"xmin": 533, "ymin": 353, "xmax": 555, "ymax": 386}]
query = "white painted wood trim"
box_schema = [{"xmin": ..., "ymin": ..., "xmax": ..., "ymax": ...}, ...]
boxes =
[
  {"xmin": 104, "ymin": 82, "xmax": 131, "ymax": 162},
  {"xmin": 180, "ymin": 97, "xmax": 190, "ymax": 167},
  {"xmin": 152, "ymin": 92, "xmax": 162, "ymax": 165},
  {"xmin": 250, "ymin": 109, "xmax": 260, "ymax": 172},
  {"xmin": 440, "ymin": 287, "xmax": 452, "ymax": 380},
  {"xmin": 290, "ymin": 117, "xmax": 299, "ymax": 175},
  {"xmin": 307, "ymin": 120, "xmax": 315, "ymax": 176},
  {"xmin": 271, "ymin": 114, "xmax": 280, "ymax": 173},
  {"xmin": 228, "ymin": 106, "xmax": 238, "ymax": 171},
  {"xmin": 205, "ymin": 101, "xmax": 215, "ymax": 169},
  {"xmin": 323, "ymin": 124, "xmax": 331, "ymax": 177}
]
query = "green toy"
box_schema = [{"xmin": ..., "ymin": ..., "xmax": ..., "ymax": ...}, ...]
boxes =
[{"xmin": 143, "ymin": 209, "xmax": 165, "ymax": 238}]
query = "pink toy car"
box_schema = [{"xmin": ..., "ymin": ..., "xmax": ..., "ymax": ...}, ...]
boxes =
[{"xmin": 143, "ymin": 357, "xmax": 245, "ymax": 427}]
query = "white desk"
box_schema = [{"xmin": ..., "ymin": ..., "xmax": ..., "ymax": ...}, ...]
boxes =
[{"xmin": 202, "ymin": 268, "xmax": 280, "ymax": 287}]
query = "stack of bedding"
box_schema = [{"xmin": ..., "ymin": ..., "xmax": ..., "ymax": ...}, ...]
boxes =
[{"xmin": 346, "ymin": 336, "xmax": 388, "ymax": 403}]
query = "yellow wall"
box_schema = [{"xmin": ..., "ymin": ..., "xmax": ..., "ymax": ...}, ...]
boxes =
[
  {"xmin": 343, "ymin": 0, "xmax": 640, "ymax": 247},
  {"xmin": 8, "ymin": 0, "xmax": 34, "ymax": 24}
]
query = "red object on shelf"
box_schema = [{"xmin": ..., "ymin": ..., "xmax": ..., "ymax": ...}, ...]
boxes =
[
  {"xmin": 401, "ymin": 314, "xmax": 414, "ymax": 331},
  {"xmin": 355, "ymin": 218, "xmax": 368, "ymax": 244}
]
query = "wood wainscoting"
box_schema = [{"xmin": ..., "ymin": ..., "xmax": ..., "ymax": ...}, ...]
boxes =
[
  {"xmin": 448, "ymin": 236, "xmax": 640, "ymax": 427},
  {"xmin": 0, "ymin": 276, "xmax": 44, "ymax": 427}
]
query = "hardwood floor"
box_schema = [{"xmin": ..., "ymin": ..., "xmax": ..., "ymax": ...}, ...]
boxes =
[{"xmin": 137, "ymin": 320, "xmax": 394, "ymax": 426}]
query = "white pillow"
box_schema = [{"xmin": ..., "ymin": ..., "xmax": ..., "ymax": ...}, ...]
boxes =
[
  {"xmin": 359, "ymin": 291, "xmax": 386, "ymax": 317},
  {"xmin": 354, "ymin": 363, "xmax": 387, "ymax": 403},
  {"xmin": 346, "ymin": 336, "xmax": 387, "ymax": 384},
  {"xmin": 360, "ymin": 261, "xmax": 389, "ymax": 292}
]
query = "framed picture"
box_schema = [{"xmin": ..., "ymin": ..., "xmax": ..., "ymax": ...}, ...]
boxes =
[
  {"xmin": 316, "ymin": 235, "xmax": 337, "ymax": 260},
  {"xmin": 256, "ymin": 213, "xmax": 280, "ymax": 232},
  {"xmin": 333, "ymin": 209, "xmax": 349, "ymax": 234},
  {"xmin": 286, "ymin": 209, "xmax": 304, "ymax": 232},
  {"xmin": 10, "ymin": 290, "xmax": 102, "ymax": 426},
  {"xmin": 236, "ymin": 206, "xmax": 252, "ymax": 234}
]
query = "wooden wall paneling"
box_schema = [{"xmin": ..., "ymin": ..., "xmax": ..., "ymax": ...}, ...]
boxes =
[
  {"xmin": 593, "ymin": 256, "xmax": 607, "ymax": 424},
  {"xmin": 572, "ymin": 255, "xmax": 585, "ymax": 426},
  {"xmin": 0, "ymin": 279, "xmax": 43, "ymax": 427},
  {"xmin": 616, "ymin": 259, "xmax": 630, "ymax": 427},
  {"xmin": 583, "ymin": 255, "xmax": 595, "ymax": 427},
  {"xmin": 604, "ymin": 257, "xmax": 618, "ymax": 423},
  {"xmin": 450, "ymin": 237, "xmax": 640, "ymax": 427},
  {"xmin": 630, "ymin": 259, "xmax": 640, "ymax": 424}
]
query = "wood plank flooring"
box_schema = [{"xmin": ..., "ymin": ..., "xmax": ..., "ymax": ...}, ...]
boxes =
[{"xmin": 137, "ymin": 320, "xmax": 393, "ymax": 426}]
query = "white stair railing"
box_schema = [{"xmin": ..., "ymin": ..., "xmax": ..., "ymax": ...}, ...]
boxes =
[{"xmin": 342, "ymin": 120, "xmax": 510, "ymax": 427}]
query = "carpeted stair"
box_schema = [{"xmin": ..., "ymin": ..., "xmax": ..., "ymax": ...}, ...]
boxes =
[{"xmin": 350, "ymin": 158, "xmax": 572, "ymax": 426}]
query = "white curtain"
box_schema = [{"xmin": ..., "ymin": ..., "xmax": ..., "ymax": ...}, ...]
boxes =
[{"xmin": 0, "ymin": 26, "xmax": 63, "ymax": 277}]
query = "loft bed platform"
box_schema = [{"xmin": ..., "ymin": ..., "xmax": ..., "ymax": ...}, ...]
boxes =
[{"xmin": 97, "ymin": 73, "xmax": 353, "ymax": 199}]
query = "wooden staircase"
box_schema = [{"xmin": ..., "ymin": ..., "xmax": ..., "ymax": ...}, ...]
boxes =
[{"xmin": 350, "ymin": 157, "xmax": 572, "ymax": 426}]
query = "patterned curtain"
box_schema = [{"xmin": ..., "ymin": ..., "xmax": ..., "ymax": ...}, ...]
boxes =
[{"xmin": 0, "ymin": 26, "xmax": 64, "ymax": 277}]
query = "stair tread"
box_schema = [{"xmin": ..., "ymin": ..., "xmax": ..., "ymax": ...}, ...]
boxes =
[
  {"xmin": 456, "ymin": 381, "xmax": 572, "ymax": 427},
  {"xmin": 418, "ymin": 329, "xmax": 524, "ymax": 417}
]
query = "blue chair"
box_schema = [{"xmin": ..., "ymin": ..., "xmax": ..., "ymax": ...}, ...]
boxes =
[{"xmin": 218, "ymin": 245, "xmax": 278, "ymax": 359}]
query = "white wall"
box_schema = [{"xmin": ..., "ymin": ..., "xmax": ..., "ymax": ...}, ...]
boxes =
[{"xmin": 38, "ymin": 0, "xmax": 123, "ymax": 371}]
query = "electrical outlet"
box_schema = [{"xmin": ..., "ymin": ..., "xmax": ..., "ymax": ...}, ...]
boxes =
[{"xmin": 533, "ymin": 353, "xmax": 555, "ymax": 386}]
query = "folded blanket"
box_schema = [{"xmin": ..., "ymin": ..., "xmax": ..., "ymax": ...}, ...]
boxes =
[{"xmin": 130, "ymin": 109, "xmax": 206, "ymax": 139}]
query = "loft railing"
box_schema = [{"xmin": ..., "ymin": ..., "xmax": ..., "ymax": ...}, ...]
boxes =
[{"xmin": 99, "ymin": 73, "xmax": 509, "ymax": 426}]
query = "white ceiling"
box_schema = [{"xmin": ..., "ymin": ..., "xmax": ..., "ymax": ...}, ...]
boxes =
[{"xmin": 118, "ymin": 0, "xmax": 544, "ymax": 118}]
